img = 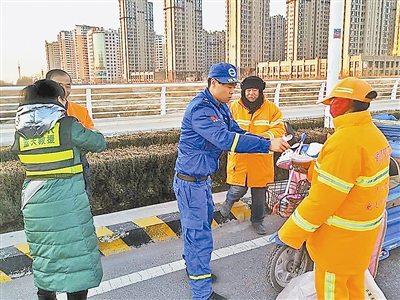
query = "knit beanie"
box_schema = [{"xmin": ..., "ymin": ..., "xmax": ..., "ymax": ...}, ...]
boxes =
[
  {"xmin": 241, "ymin": 76, "xmax": 265, "ymax": 91},
  {"xmin": 241, "ymin": 76, "xmax": 265, "ymax": 114}
]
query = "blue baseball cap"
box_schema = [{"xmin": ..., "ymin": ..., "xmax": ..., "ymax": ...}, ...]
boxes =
[{"xmin": 208, "ymin": 63, "xmax": 240, "ymax": 84}]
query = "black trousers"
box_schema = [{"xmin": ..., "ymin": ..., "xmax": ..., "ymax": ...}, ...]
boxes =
[{"xmin": 37, "ymin": 288, "xmax": 88, "ymax": 300}]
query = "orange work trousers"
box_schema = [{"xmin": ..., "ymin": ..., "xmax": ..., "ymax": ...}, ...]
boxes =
[{"xmin": 315, "ymin": 265, "xmax": 365, "ymax": 300}]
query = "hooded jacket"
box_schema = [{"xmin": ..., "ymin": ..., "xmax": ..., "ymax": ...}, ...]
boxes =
[
  {"xmin": 278, "ymin": 111, "xmax": 391, "ymax": 274},
  {"xmin": 12, "ymin": 104, "xmax": 106, "ymax": 292},
  {"xmin": 226, "ymin": 97, "xmax": 285, "ymax": 187}
]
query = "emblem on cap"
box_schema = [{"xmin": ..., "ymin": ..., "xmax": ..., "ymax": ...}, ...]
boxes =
[{"xmin": 228, "ymin": 68, "xmax": 236, "ymax": 77}]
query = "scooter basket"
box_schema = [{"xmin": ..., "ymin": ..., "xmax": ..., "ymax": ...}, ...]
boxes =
[{"xmin": 266, "ymin": 179, "xmax": 311, "ymax": 218}]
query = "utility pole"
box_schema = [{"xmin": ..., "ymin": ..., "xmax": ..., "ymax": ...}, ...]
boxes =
[
  {"xmin": 325, "ymin": 0, "xmax": 345, "ymax": 128},
  {"xmin": 18, "ymin": 61, "xmax": 21, "ymax": 79}
]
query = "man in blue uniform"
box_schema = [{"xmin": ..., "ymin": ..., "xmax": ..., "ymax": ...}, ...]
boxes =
[{"xmin": 173, "ymin": 62, "xmax": 290, "ymax": 300}]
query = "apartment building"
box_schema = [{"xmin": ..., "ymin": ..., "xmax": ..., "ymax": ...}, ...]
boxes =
[
  {"xmin": 348, "ymin": 54, "xmax": 400, "ymax": 77},
  {"xmin": 57, "ymin": 25, "xmax": 98, "ymax": 84},
  {"xmin": 343, "ymin": 0, "xmax": 396, "ymax": 57},
  {"xmin": 392, "ymin": 0, "xmax": 400, "ymax": 55},
  {"xmin": 258, "ymin": 58, "xmax": 327, "ymax": 79},
  {"xmin": 226, "ymin": 0, "xmax": 270, "ymax": 78},
  {"xmin": 266, "ymin": 15, "xmax": 286, "ymax": 62},
  {"xmin": 165, "ymin": 0, "xmax": 203, "ymax": 81},
  {"xmin": 74, "ymin": 25, "xmax": 98, "ymax": 83},
  {"xmin": 58, "ymin": 30, "xmax": 77, "ymax": 81},
  {"xmin": 119, "ymin": 0, "xmax": 155, "ymax": 82},
  {"xmin": 204, "ymin": 30, "xmax": 226, "ymax": 75},
  {"xmin": 286, "ymin": 0, "xmax": 330, "ymax": 61},
  {"xmin": 259, "ymin": 0, "xmax": 399, "ymax": 79},
  {"xmin": 155, "ymin": 34, "xmax": 165, "ymax": 71},
  {"xmin": 87, "ymin": 28, "xmax": 123, "ymax": 84},
  {"xmin": 45, "ymin": 41, "xmax": 61, "ymax": 71},
  {"xmin": 342, "ymin": 0, "xmax": 397, "ymax": 75}
]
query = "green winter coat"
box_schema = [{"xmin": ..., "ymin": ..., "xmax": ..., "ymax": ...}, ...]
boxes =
[{"xmin": 13, "ymin": 104, "xmax": 106, "ymax": 293}]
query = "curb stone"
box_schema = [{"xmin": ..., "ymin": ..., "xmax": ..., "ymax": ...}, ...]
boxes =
[{"xmin": 0, "ymin": 198, "xmax": 252, "ymax": 282}]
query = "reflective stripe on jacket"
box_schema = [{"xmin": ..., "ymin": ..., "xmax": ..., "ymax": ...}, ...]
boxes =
[
  {"xmin": 226, "ymin": 97, "xmax": 285, "ymax": 187},
  {"xmin": 278, "ymin": 111, "xmax": 391, "ymax": 274},
  {"xmin": 174, "ymin": 88, "xmax": 273, "ymax": 177},
  {"xmin": 14, "ymin": 109, "xmax": 106, "ymax": 291},
  {"xmin": 15, "ymin": 117, "xmax": 83, "ymax": 179}
]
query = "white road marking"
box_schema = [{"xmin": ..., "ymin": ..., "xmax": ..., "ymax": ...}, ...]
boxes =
[{"xmin": 56, "ymin": 234, "xmax": 274, "ymax": 299}]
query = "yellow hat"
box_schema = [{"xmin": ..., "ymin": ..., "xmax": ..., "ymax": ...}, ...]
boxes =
[{"xmin": 317, "ymin": 77, "xmax": 377, "ymax": 105}]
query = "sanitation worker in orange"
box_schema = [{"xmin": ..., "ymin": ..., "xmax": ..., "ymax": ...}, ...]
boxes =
[
  {"xmin": 276, "ymin": 77, "xmax": 391, "ymax": 299},
  {"xmin": 46, "ymin": 69, "xmax": 95, "ymax": 130},
  {"xmin": 46, "ymin": 69, "xmax": 95, "ymax": 196},
  {"xmin": 220, "ymin": 76, "xmax": 285, "ymax": 235}
]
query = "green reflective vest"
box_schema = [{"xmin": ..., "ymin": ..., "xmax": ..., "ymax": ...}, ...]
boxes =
[{"xmin": 14, "ymin": 117, "xmax": 83, "ymax": 179}]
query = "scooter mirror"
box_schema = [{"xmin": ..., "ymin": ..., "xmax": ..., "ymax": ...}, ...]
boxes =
[
  {"xmin": 284, "ymin": 121, "xmax": 295, "ymax": 136},
  {"xmin": 291, "ymin": 142, "xmax": 299, "ymax": 149},
  {"xmin": 283, "ymin": 134, "xmax": 293, "ymax": 142}
]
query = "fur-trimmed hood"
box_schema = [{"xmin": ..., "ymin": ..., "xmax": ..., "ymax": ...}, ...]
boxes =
[{"xmin": 15, "ymin": 104, "xmax": 65, "ymax": 139}]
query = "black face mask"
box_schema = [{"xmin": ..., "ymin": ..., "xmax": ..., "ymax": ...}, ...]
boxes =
[{"xmin": 241, "ymin": 89, "xmax": 264, "ymax": 114}]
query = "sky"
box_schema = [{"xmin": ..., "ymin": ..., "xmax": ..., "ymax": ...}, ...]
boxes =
[{"xmin": 0, "ymin": 0, "xmax": 286, "ymax": 84}]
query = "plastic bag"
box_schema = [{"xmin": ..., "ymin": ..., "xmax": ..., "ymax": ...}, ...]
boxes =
[
  {"xmin": 276, "ymin": 271, "xmax": 317, "ymax": 300},
  {"xmin": 276, "ymin": 270, "xmax": 387, "ymax": 300},
  {"xmin": 368, "ymin": 211, "xmax": 387, "ymax": 277},
  {"xmin": 291, "ymin": 152, "xmax": 315, "ymax": 174},
  {"xmin": 364, "ymin": 269, "xmax": 387, "ymax": 300}
]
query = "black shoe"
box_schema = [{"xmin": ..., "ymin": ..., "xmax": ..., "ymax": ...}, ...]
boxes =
[
  {"xmin": 185, "ymin": 268, "xmax": 217, "ymax": 283},
  {"xmin": 252, "ymin": 223, "xmax": 267, "ymax": 235},
  {"xmin": 208, "ymin": 291, "xmax": 227, "ymax": 300},
  {"xmin": 37, "ymin": 288, "xmax": 57, "ymax": 300},
  {"xmin": 66, "ymin": 290, "xmax": 88, "ymax": 300}
]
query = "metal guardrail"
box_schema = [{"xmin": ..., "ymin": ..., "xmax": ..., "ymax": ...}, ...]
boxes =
[{"xmin": 1, "ymin": 78, "xmax": 399, "ymax": 122}]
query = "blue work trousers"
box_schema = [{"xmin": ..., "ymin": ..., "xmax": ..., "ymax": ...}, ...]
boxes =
[
  {"xmin": 226, "ymin": 185, "xmax": 266, "ymax": 224},
  {"xmin": 173, "ymin": 175, "xmax": 214, "ymax": 300}
]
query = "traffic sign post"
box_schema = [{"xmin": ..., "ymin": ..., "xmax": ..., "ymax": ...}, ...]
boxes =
[{"xmin": 325, "ymin": 0, "xmax": 345, "ymax": 128}]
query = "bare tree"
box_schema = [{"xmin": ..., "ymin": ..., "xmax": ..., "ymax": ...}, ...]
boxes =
[
  {"xmin": 16, "ymin": 76, "xmax": 35, "ymax": 86},
  {"xmin": 0, "ymin": 80, "xmax": 14, "ymax": 86}
]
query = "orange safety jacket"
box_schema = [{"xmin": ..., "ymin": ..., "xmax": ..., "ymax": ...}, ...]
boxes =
[
  {"xmin": 226, "ymin": 97, "xmax": 285, "ymax": 187},
  {"xmin": 278, "ymin": 111, "xmax": 391, "ymax": 274},
  {"xmin": 67, "ymin": 101, "xmax": 95, "ymax": 130}
]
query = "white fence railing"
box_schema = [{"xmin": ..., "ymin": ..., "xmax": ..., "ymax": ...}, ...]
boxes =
[{"xmin": 1, "ymin": 78, "xmax": 399, "ymax": 122}]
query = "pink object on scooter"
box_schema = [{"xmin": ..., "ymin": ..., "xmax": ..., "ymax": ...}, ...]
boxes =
[{"xmin": 368, "ymin": 210, "xmax": 388, "ymax": 277}]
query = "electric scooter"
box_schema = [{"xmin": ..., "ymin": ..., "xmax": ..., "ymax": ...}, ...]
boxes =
[
  {"xmin": 266, "ymin": 131, "xmax": 400, "ymax": 293},
  {"xmin": 265, "ymin": 132, "xmax": 320, "ymax": 292}
]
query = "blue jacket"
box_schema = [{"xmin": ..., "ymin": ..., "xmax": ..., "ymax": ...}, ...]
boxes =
[{"xmin": 175, "ymin": 88, "xmax": 272, "ymax": 178}]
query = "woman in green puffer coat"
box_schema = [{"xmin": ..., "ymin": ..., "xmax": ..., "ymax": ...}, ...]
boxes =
[{"xmin": 12, "ymin": 79, "xmax": 106, "ymax": 300}]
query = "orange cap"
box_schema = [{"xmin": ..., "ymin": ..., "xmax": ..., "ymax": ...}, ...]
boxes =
[{"xmin": 317, "ymin": 77, "xmax": 377, "ymax": 105}]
